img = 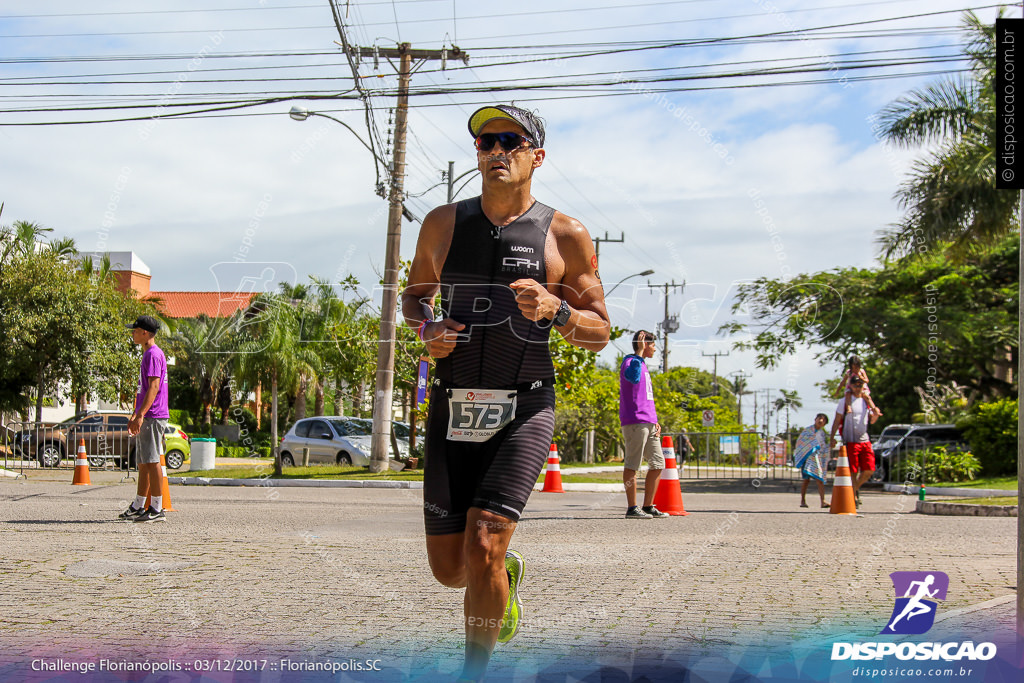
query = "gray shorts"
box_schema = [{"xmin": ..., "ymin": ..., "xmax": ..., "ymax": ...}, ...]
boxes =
[
  {"xmin": 622, "ymin": 423, "xmax": 664, "ymax": 471},
  {"xmin": 137, "ymin": 418, "xmax": 167, "ymax": 465}
]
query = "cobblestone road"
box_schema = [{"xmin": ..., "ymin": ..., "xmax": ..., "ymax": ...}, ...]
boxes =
[{"xmin": 0, "ymin": 472, "xmax": 1016, "ymax": 681}]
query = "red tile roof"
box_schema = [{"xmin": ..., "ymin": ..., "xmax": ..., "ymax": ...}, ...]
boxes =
[{"xmin": 150, "ymin": 291, "xmax": 257, "ymax": 319}]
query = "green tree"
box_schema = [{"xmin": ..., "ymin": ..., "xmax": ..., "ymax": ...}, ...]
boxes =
[
  {"xmin": 957, "ymin": 397, "xmax": 1017, "ymax": 476},
  {"xmin": 0, "ymin": 246, "xmax": 149, "ymax": 419},
  {"xmin": 237, "ymin": 293, "xmax": 319, "ymax": 476},
  {"xmin": 722, "ymin": 234, "xmax": 1018, "ymax": 426},
  {"xmin": 549, "ymin": 327, "xmax": 627, "ymax": 462},
  {"xmin": 1, "ymin": 219, "xmax": 52, "ymax": 264},
  {"xmin": 773, "ymin": 389, "xmax": 802, "ymax": 446},
  {"xmin": 168, "ymin": 316, "xmax": 239, "ymax": 427},
  {"xmin": 876, "ymin": 11, "xmax": 1017, "ymax": 258},
  {"xmin": 73, "ymin": 264, "xmax": 153, "ymax": 413}
]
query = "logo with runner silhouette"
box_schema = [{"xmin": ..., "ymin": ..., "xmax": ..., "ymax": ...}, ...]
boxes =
[{"xmin": 882, "ymin": 571, "xmax": 949, "ymax": 635}]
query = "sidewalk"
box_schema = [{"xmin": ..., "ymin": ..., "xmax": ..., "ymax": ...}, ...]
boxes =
[{"xmin": 0, "ymin": 477, "xmax": 1016, "ymax": 681}]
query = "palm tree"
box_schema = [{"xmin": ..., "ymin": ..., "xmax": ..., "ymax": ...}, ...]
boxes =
[
  {"xmin": 729, "ymin": 374, "xmax": 752, "ymax": 429},
  {"xmin": 1, "ymin": 220, "xmax": 53, "ymax": 264},
  {"xmin": 773, "ymin": 389, "xmax": 802, "ymax": 455},
  {"xmin": 304, "ymin": 275, "xmax": 374, "ymax": 417},
  {"xmin": 237, "ymin": 293, "xmax": 320, "ymax": 476},
  {"xmin": 876, "ymin": 11, "xmax": 1016, "ymax": 259},
  {"xmin": 169, "ymin": 317, "xmax": 237, "ymax": 427}
]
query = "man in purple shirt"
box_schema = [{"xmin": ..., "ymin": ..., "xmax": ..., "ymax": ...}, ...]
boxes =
[
  {"xmin": 119, "ymin": 315, "xmax": 170, "ymax": 523},
  {"xmin": 619, "ymin": 330, "xmax": 667, "ymax": 518}
]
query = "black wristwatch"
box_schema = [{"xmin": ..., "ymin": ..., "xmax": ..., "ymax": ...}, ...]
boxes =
[{"xmin": 552, "ymin": 299, "xmax": 571, "ymax": 327}]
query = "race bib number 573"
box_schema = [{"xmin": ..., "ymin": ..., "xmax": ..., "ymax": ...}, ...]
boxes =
[{"xmin": 447, "ymin": 389, "xmax": 517, "ymax": 442}]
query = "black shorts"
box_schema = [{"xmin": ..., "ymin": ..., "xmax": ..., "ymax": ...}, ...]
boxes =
[{"xmin": 423, "ymin": 383, "xmax": 555, "ymax": 536}]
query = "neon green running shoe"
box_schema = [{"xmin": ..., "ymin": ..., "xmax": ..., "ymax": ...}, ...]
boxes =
[{"xmin": 497, "ymin": 550, "xmax": 525, "ymax": 644}]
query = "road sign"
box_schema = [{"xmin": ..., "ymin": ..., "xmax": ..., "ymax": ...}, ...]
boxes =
[{"xmin": 702, "ymin": 409, "xmax": 714, "ymax": 427}]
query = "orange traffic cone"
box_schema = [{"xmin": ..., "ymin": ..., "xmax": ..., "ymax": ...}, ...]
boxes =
[
  {"xmin": 652, "ymin": 435, "xmax": 689, "ymax": 516},
  {"xmin": 829, "ymin": 445, "xmax": 857, "ymax": 515},
  {"xmin": 541, "ymin": 443, "xmax": 564, "ymax": 493},
  {"xmin": 144, "ymin": 453, "xmax": 176, "ymax": 512},
  {"xmin": 72, "ymin": 439, "xmax": 91, "ymax": 486}
]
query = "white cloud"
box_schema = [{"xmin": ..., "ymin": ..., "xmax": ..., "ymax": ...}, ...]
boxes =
[{"xmin": 0, "ymin": 0, "xmax": 989, "ymax": 429}]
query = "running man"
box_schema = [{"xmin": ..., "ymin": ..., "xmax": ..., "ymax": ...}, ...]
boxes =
[
  {"xmin": 886, "ymin": 574, "xmax": 939, "ymax": 631},
  {"xmin": 402, "ymin": 104, "xmax": 610, "ymax": 681}
]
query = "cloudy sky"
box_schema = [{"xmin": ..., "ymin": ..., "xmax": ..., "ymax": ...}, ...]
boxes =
[{"xmin": 0, "ymin": 0, "xmax": 1003, "ymax": 430}]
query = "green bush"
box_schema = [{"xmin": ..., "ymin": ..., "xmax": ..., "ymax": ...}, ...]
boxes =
[
  {"xmin": 892, "ymin": 445, "xmax": 981, "ymax": 484},
  {"xmin": 216, "ymin": 445, "xmax": 271, "ymax": 459},
  {"xmin": 229, "ymin": 406, "xmax": 259, "ymax": 438},
  {"xmin": 958, "ymin": 398, "xmax": 1018, "ymax": 476},
  {"xmin": 168, "ymin": 409, "xmax": 190, "ymax": 427}
]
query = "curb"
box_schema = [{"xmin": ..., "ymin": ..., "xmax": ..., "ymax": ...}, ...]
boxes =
[
  {"xmin": 884, "ymin": 483, "xmax": 1015, "ymax": 498},
  {"xmin": 916, "ymin": 500, "xmax": 1017, "ymax": 517},
  {"xmin": 168, "ymin": 476, "xmax": 627, "ymax": 493},
  {"xmin": 933, "ymin": 594, "xmax": 1016, "ymax": 624},
  {"xmin": 532, "ymin": 482, "xmax": 623, "ymax": 492},
  {"xmin": 170, "ymin": 477, "xmax": 423, "ymax": 489}
]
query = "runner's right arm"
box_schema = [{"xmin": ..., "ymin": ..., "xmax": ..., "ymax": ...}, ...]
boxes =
[{"xmin": 402, "ymin": 204, "xmax": 464, "ymax": 359}]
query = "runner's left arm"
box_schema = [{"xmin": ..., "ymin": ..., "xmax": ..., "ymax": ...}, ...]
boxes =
[{"xmin": 510, "ymin": 214, "xmax": 610, "ymax": 352}]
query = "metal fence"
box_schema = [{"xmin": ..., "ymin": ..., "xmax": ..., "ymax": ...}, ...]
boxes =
[
  {"xmin": 1, "ymin": 420, "xmax": 138, "ymax": 478},
  {"xmin": 668, "ymin": 431, "xmax": 814, "ymax": 483}
]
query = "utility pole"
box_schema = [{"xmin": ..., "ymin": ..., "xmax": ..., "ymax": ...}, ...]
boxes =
[
  {"xmin": 730, "ymin": 370, "xmax": 752, "ymax": 429},
  {"xmin": 644, "ymin": 281, "xmax": 684, "ymax": 372},
  {"xmin": 364, "ymin": 42, "xmax": 469, "ymax": 473},
  {"xmin": 592, "ymin": 230, "xmax": 624, "ymax": 264},
  {"xmin": 760, "ymin": 389, "xmax": 778, "ymax": 436},
  {"xmin": 702, "ymin": 350, "xmax": 730, "ymax": 395},
  {"xmin": 587, "ymin": 231, "xmax": 624, "ymax": 464},
  {"xmin": 752, "ymin": 390, "xmax": 758, "ymax": 435}
]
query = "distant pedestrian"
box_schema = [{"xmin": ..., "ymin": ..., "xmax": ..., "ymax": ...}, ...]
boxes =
[
  {"xmin": 676, "ymin": 427, "xmax": 695, "ymax": 463},
  {"xmin": 828, "ymin": 376, "xmax": 878, "ymax": 507},
  {"xmin": 119, "ymin": 315, "xmax": 170, "ymax": 523},
  {"xmin": 619, "ymin": 330, "xmax": 667, "ymax": 519},
  {"xmin": 795, "ymin": 413, "xmax": 829, "ymax": 508}
]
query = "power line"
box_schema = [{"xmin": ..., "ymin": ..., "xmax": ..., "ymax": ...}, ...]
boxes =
[
  {"xmin": 454, "ymin": 3, "xmax": 1003, "ymax": 44},
  {"xmin": 0, "ymin": 0, "xmax": 447, "ymax": 20},
  {"xmin": 0, "ymin": 64, "xmax": 971, "ymax": 125},
  {"xmin": 1, "ymin": 0, "xmax": 982, "ymax": 41}
]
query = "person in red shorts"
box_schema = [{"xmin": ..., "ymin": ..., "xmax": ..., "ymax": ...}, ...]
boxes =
[{"xmin": 828, "ymin": 376, "xmax": 878, "ymax": 507}]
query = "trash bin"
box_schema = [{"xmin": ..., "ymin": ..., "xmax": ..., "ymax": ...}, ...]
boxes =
[{"xmin": 190, "ymin": 437, "xmax": 216, "ymax": 471}]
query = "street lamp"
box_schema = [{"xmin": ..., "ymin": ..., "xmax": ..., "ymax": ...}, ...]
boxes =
[
  {"xmin": 446, "ymin": 161, "xmax": 480, "ymax": 203},
  {"xmin": 605, "ymin": 269, "xmax": 654, "ymax": 297},
  {"xmin": 289, "ymin": 106, "xmax": 419, "ymax": 222},
  {"xmin": 289, "ymin": 106, "xmax": 383, "ymax": 162},
  {"xmin": 289, "ymin": 104, "xmax": 411, "ymax": 472}
]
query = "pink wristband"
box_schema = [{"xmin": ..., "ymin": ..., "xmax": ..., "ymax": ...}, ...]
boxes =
[{"xmin": 417, "ymin": 319, "xmax": 430, "ymax": 341}]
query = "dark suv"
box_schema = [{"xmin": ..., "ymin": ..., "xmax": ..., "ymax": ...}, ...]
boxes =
[{"xmin": 871, "ymin": 423, "xmax": 967, "ymax": 482}]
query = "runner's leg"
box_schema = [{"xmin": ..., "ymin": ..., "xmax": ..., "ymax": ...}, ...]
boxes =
[{"xmin": 462, "ymin": 508, "xmax": 517, "ymax": 680}]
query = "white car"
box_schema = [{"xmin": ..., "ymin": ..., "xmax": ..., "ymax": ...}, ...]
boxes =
[{"xmin": 279, "ymin": 417, "xmax": 409, "ymax": 467}]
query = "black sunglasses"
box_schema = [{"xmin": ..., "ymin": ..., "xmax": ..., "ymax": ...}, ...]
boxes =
[{"xmin": 475, "ymin": 132, "xmax": 532, "ymax": 152}]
